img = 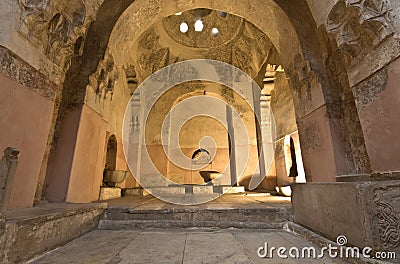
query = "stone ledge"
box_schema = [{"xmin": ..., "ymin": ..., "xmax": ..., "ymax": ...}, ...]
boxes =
[
  {"xmin": 2, "ymin": 203, "xmax": 106, "ymax": 264},
  {"xmin": 98, "ymin": 219, "xmax": 286, "ymax": 230},
  {"xmin": 292, "ymin": 181, "xmax": 400, "ymax": 263},
  {"xmin": 337, "ymin": 172, "xmax": 400, "ymax": 182}
]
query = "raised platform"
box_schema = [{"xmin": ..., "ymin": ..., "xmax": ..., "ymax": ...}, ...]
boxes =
[
  {"xmin": 125, "ymin": 185, "xmax": 246, "ymax": 197},
  {"xmin": 99, "ymin": 193, "xmax": 292, "ymax": 230},
  {"xmin": 2, "ymin": 203, "xmax": 106, "ymax": 264}
]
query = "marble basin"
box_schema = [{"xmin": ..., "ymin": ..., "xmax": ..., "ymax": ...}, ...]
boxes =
[
  {"xmin": 103, "ymin": 170, "xmax": 128, "ymax": 187},
  {"xmin": 199, "ymin": 171, "xmax": 222, "ymax": 185}
]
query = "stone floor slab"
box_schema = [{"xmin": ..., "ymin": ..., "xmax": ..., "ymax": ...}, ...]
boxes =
[
  {"xmin": 29, "ymin": 229, "xmax": 350, "ymax": 264},
  {"xmin": 116, "ymin": 230, "xmax": 187, "ymax": 264},
  {"xmin": 183, "ymin": 231, "xmax": 251, "ymax": 263},
  {"xmin": 29, "ymin": 230, "xmax": 140, "ymax": 264}
]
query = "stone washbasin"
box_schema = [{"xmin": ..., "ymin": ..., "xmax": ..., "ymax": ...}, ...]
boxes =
[
  {"xmin": 199, "ymin": 171, "xmax": 222, "ymax": 186},
  {"xmin": 103, "ymin": 170, "xmax": 128, "ymax": 187}
]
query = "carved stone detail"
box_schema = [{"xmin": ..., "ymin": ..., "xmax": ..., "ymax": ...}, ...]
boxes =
[
  {"xmin": 373, "ymin": 186, "xmax": 400, "ymax": 250},
  {"xmin": 324, "ymin": 40, "xmax": 372, "ymax": 174},
  {"xmin": 288, "ymin": 54, "xmax": 317, "ymax": 118},
  {"xmin": 0, "ymin": 46, "xmax": 59, "ymax": 100},
  {"xmin": 352, "ymin": 66, "xmax": 388, "ymax": 110},
  {"xmin": 0, "ymin": 148, "xmax": 20, "ymax": 215},
  {"xmin": 124, "ymin": 65, "xmax": 138, "ymax": 95},
  {"xmin": 17, "ymin": 0, "xmax": 98, "ymax": 72},
  {"xmin": 88, "ymin": 50, "xmax": 118, "ymax": 98},
  {"xmin": 133, "ymin": 16, "xmax": 273, "ymax": 80},
  {"xmin": 327, "ymin": 0, "xmax": 395, "ymax": 65}
]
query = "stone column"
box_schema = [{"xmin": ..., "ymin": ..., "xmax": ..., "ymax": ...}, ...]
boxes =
[
  {"xmin": 260, "ymin": 94, "xmax": 274, "ymax": 175},
  {"xmin": 351, "ymin": 57, "xmax": 400, "ymax": 177},
  {"xmin": 0, "ymin": 147, "xmax": 20, "ymax": 214},
  {"xmin": 127, "ymin": 93, "xmax": 142, "ymax": 182},
  {"xmin": 226, "ymin": 106, "xmax": 237, "ymax": 186},
  {"xmin": 252, "ymin": 84, "xmax": 265, "ymax": 180}
]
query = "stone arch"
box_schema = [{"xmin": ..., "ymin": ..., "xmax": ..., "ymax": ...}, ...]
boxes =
[
  {"xmin": 61, "ymin": 0, "xmax": 323, "ymax": 111},
  {"xmin": 108, "ymin": 0, "xmax": 303, "ymax": 70},
  {"xmin": 45, "ymin": 0, "xmax": 377, "ymax": 202}
]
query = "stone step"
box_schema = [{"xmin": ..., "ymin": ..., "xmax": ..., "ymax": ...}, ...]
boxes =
[
  {"xmin": 99, "ymin": 207, "xmax": 292, "ymax": 230},
  {"xmin": 123, "ymin": 186, "xmax": 246, "ymax": 196},
  {"xmin": 98, "ymin": 219, "xmax": 286, "ymax": 230}
]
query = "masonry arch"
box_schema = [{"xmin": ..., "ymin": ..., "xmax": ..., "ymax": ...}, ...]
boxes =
[{"xmin": 45, "ymin": 0, "xmax": 373, "ymax": 203}]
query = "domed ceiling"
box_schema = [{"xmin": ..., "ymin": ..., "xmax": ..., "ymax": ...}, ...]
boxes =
[
  {"xmin": 128, "ymin": 9, "xmax": 280, "ymax": 82},
  {"xmin": 162, "ymin": 8, "xmax": 244, "ymax": 49}
]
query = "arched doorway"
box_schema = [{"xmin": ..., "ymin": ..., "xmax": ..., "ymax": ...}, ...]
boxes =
[{"xmin": 104, "ymin": 135, "xmax": 117, "ymax": 179}]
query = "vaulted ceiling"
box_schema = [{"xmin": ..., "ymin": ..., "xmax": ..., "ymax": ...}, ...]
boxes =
[{"xmin": 127, "ymin": 9, "xmax": 281, "ymax": 81}]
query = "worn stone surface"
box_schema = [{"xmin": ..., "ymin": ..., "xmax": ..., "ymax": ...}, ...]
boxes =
[
  {"xmin": 292, "ymin": 183, "xmax": 368, "ymax": 247},
  {"xmin": 99, "ymin": 194, "xmax": 291, "ymax": 230},
  {"xmin": 29, "ymin": 229, "xmax": 349, "ymax": 264},
  {"xmin": 352, "ymin": 56, "xmax": 400, "ymax": 172},
  {"xmin": 363, "ymin": 181, "xmax": 400, "ymax": 255},
  {"xmin": 16, "ymin": 0, "xmax": 103, "ymax": 78},
  {"xmin": 0, "ymin": 148, "xmax": 20, "ymax": 214},
  {"xmin": 327, "ymin": 0, "xmax": 395, "ymax": 66},
  {"xmin": 0, "ymin": 46, "xmax": 59, "ymax": 100},
  {"xmin": 323, "ymin": 36, "xmax": 372, "ymax": 176},
  {"xmin": 293, "ymin": 181, "xmax": 400, "ymax": 260},
  {"xmin": 3, "ymin": 203, "xmax": 106, "ymax": 264},
  {"xmin": 99, "ymin": 187, "xmax": 121, "ymax": 201},
  {"xmin": 353, "ymin": 67, "xmax": 388, "ymax": 111}
]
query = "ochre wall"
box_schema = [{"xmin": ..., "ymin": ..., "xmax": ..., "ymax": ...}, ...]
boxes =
[
  {"xmin": 66, "ymin": 105, "xmax": 107, "ymax": 203},
  {"xmin": 144, "ymin": 83, "xmax": 260, "ymax": 186},
  {"xmin": 355, "ymin": 57, "xmax": 400, "ymax": 172},
  {"xmin": 298, "ymin": 106, "xmax": 338, "ymax": 182},
  {"xmin": 0, "ymin": 73, "xmax": 54, "ymax": 210},
  {"xmin": 45, "ymin": 107, "xmax": 81, "ymax": 202}
]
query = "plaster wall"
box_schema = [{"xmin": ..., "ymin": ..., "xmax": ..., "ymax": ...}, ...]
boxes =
[
  {"xmin": 298, "ymin": 106, "xmax": 338, "ymax": 182},
  {"xmin": 45, "ymin": 107, "xmax": 81, "ymax": 202},
  {"xmin": 0, "ymin": 73, "xmax": 54, "ymax": 210},
  {"xmin": 353, "ymin": 56, "xmax": 400, "ymax": 172},
  {"xmin": 66, "ymin": 105, "xmax": 107, "ymax": 203}
]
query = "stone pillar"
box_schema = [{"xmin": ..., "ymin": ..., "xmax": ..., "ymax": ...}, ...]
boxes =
[
  {"xmin": 226, "ymin": 106, "xmax": 237, "ymax": 186},
  {"xmin": 0, "ymin": 147, "xmax": 20, "ymax": 214},
  {"xmin": 127, "ymin": 93, "xmax": 142, "ymax": 182},
  {"xmin": 260, "ymin": 94, "xmax": 274, "ymax": 175},
  {"xmin": 252, "ymin": 85, "xmax": 265, "ymax": 179},
  {"xmin": 352, "ymin": 57, "xmax": 400, "ymax": 176}
]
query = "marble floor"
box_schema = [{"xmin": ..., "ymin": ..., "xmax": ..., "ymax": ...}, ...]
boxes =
[
  {"xmin": 20, "ymin": 194, "xmax": 351, "ymax": 263},
  {"xmin": 105, "ymin": 192, "xmax": 292, "ymax": 210},
  {"xmin": 29, "ymin": 229, "xmax": 349, "ymax": 264}
]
